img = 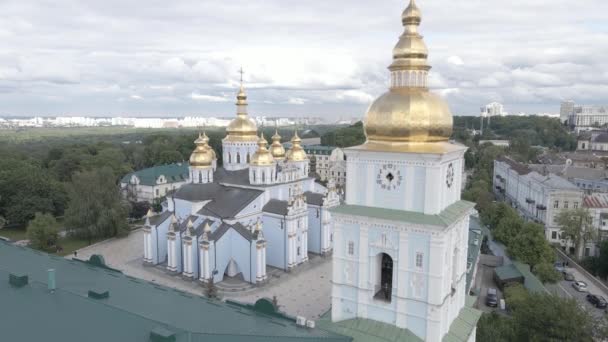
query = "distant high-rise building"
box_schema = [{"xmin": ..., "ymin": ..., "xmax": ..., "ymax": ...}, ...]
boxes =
[
  {"xmin": 567, "ymin": 103, "xmax": 608, "ymax": 132},
  {"xmin": 560, "ymin": 100, "xmax": 575, "ymax": 123},
  {"xmin": 480, "ymin": 102, "xmax": 507, "ymax": 117}
]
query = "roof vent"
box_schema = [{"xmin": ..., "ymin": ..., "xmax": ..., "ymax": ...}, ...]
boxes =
[
  {"xmin": 306, "ymin": 320, "xmax": 316, "ymax": 329},
  {"xmin": 296, "ymin": 316, "xmax": 306, "ymax": 326},
  {"xmin": 9, "ymin": 273, "xmax": 28, "ymax": 288},
  {"xmin": 88, "ymin": 288, "xmax": 110, "ymax": 300},
  {"xmin": 149, "ymin": 327, "xmax": 175, "ymax": 342}
]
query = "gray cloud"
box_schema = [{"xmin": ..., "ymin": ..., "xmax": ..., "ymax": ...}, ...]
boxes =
[{"xmin": 0, "ymin": 0, "xmax": 607, "ymax": 117}]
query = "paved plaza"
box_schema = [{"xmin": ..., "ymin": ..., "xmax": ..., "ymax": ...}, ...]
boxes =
[{"xmin": 72, "ymin": 229, "xmax": 333, "ymax": 319}]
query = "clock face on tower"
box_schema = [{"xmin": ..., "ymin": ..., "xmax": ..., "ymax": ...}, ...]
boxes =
[
  {"xmin": 377, "ymin": 164, "xmax": 403, "ymax": 191},
  {"xmin": 446, "ymin": 163, "xmax": 455, "ymax": 188}
]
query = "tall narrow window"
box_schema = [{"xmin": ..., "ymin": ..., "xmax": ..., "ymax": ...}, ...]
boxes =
[
  {"xmin": 237, "ymin": 154, "xmax": 241, "ymax": 163},
  {"xmin": 564, "ymin": 201, "xmax": 569, "ymax": 209},
  {"xmin": 416, "ymin": 252, "xmax": 424, "ymax": 269},
  {"xmin": 554, "ymin": 200, "xmax": 559, "ymax": 209},
  {"xmin": 348, "ymin": 241, "xmax": 354, "ymax": 255}
]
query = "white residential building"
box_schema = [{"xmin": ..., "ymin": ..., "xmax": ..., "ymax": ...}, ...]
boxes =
[{"xmin": 493, "ymin": 157, "xmax": 585, "ymax": 252}]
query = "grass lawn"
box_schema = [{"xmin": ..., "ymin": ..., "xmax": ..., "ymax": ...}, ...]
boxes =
[{"xmin": 0, "ymin": 228, "xmax": 28, "ymax": 241}]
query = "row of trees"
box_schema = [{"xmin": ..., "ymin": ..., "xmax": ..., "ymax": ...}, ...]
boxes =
[
  {"xmin": 481, "ymin": 202, "xmax": 561, "ymax": 283},
  {"xmin": 477, "ymin": 284, "xmax": 606, "ymax": 341}
]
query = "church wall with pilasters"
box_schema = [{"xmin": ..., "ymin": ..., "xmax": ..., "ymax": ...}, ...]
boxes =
[{"xmin": 331, "ymin": 213, "xmax": 470, "ymax": 341}]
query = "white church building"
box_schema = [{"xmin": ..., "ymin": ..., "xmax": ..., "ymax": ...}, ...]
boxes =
[
  {"xmin": 330, "ymin": 1, "xmax": 477, "ymax": 341},
  {"xmin": 142, "ymin": 83, "xmax": 339, "ymax": 285}
]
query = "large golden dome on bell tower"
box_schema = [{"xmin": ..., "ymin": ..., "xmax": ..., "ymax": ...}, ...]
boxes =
[{"xmin": 363, "ymin": 0, "xmax": 453, "ymax": 146}]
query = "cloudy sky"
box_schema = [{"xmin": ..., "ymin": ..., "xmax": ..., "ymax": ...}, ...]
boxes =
[{"xmin": 0, "ymin": 0, "xmax": 607, "ymax": 118}]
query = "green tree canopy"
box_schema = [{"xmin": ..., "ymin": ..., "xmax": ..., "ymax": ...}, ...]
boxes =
[
  {"xmin": 64, "ymin": 167, "xmax": 129, "ymax": 243},
  {"xmin": 508, "ymin": 223, "xmax": 555, "ymax": 268},
  {"xmin": 556, "ymin": 208, "xmax": 595, "ymax": 258},
  {"xmin": 533, "ymin": 262, "xmax": 562, "ymax": 284},
  {"xmin": 26, "ymin": 213, "xmax": 59, "ymax": 252}
]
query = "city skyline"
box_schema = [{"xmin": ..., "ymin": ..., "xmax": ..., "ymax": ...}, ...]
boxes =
[{"xmin": 1, "ymin": 0, "xmax": 607, "ymax": 117}]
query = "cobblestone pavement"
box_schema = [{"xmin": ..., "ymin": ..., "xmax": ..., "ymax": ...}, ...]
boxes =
[{"xmin": 71, "ymin": 229, "xmax": 333, "ymax": 320}]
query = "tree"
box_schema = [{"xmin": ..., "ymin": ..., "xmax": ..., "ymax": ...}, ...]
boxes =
[
  {"xmin": 508, "ymin": 223, "xmax": 555, "ymax": 268},
  {"xmin": 64, "ymin": 167, "xmax": 129, "ymax": 244},
  {"xmin": 493, "ymin": 214, "xmax": 523, "ymax": 246},
  {"xmin": 476, "ymin": 312, "xmax": 515, "ymax": 342},
  {"xmin": 556, "ymin": 208, "xmax": 596, "ymax": 258},
  {"xmin": 26, "ymin": 213, "xmax": 59, "ymax": 252},
  {"xmin": 596, "ymin": 240, "xmax": 608, "ymax": 278},
  {"xmin": 512, "ymin": 292, "xmax": 598, "ymax": 341},
  {"xmin": 533, "ymin": 262, "xmax": 562, "ymax": 284},
  {"xmin": 0, "ymin": 216, "xmax": 5, "ymax": 230},
  {"xmin": 499, "ymin": 284, "xmax": 604, "ymax": 341},
  {"xmin": 0, "ymin": 158, "xmax": 67, "ymax": 225}
]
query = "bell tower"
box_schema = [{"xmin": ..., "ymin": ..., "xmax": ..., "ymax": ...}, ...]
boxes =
[{"xmin": 331, "ymin": 1, "xmax": 474, "ymax": 341}]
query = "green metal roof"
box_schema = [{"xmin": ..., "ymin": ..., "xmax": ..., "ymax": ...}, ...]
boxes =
[
  {"xmin": 0, "ymin": 241, "xmax": 350, "ymax": 342},
  {"xmin": 121, "ymin": 163, "xmax": 189, "ymax": 186},
  {"xmin": 331, "ymin": 201, "xmax": 475, "ymax": 228},
  {"xmin": 317, "ymin": 312, "xmax": 422, "ymax": 342},
  {"xmin": 442, "ymin": 307, "xmax": 482, "ymax": 342},
  {"xmin": 512, "ymin": 262, "xmax": 548, "ymax": 294},
  {"xmin": 466, "ymin": 217, "xmax": 483, "ymax": 291},
  {"xmin": 494, "ymin": 264, "xmax": 523, "ymax": 281}
]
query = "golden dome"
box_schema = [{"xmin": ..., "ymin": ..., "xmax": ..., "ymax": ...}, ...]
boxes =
[
  {"xmin": 200, "ymin": 132, "xmax": 217, "ymax": 160},
  {"xmin": 225, "ymin": 85, "xmax": 258, "ymax": 142},
  {"xmin": 286, "ymin": 131, "xmax": 308, "ymax": 162},
  {"xmin": 189, "ymin": 133, "xmax": 214, "ymax": 167},
  {"xmin": 270, "ymin": 129, "xmax": 286, "ymax": 160},
  {"xmin": 363, "ymin": 0, "xmax": 453, "ymax": 145},
  {"xmin": 250, "ymin": 133, "xmax": 275, "ymax": 166},
  {"xmin": 365, "ymin": 88, "xmax": 452, "ymax": 143}
]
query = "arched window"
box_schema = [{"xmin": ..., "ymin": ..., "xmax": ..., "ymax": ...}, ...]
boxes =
[
  {"xmin": 262, "ymin": 171, "xmax": 265, "ymax": 183},
  {"xmin": 374, "ymin": 253, "xmax": 393, "ymax": 302},
  {"xmin": 198, "ymin": 172, "xmax": 202, "ymax": 184},
  {"xmin": 247, "ymin": 154, "xmax": 250, "ymax": 163},
  {"xmin": 228, "ymin": 153, "xmax": 232, "ymax": 164}
]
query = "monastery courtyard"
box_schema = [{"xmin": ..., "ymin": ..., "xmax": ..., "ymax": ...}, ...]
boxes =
[{"xmin": 71, "ymin": 229, "xmax": 333, "ymax": 320}]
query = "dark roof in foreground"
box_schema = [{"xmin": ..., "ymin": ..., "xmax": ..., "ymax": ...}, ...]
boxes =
[{"xmin": 0, "ymin": 240, "xmax": 350, "ymax": 342}]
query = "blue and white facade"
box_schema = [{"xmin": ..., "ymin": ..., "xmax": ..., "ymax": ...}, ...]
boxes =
[
  {"xmin": 142, "ymin": 85, "xmax": 339, "ymax": 285},
  {"xmin": 330, "ymin": 1, "xmax": 475, "ymax": 341}
]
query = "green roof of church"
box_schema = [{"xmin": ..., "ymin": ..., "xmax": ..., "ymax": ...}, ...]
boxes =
[
  {"xmin": 331, "ymin": 201, "xmax": 475, "ymax": 228},
  {"xmin": 121, "ymin": 163, "xmax": 189, "ymax": 186},
  {"xmin": 0, "ymin": 240, "xmax": 350, "ymax": 342}
]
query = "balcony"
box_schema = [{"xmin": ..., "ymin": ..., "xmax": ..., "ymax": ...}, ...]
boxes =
[
  {"xmin": 536, "ymin": 204, "xmax": 547, "ymax": 211},
  {"xmin": 525, "ymin": 198, "xmax": 535, "ymax": 204}
]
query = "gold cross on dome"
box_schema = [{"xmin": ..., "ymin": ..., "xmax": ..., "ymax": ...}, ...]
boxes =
[{"xmin": 239, "ymin": 67, "xmax": 244, "ymax": 85}]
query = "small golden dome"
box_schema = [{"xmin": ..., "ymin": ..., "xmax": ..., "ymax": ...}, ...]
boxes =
[
  {"xmin": 225, "ymin": 84, "xmax": 258, "ymax": 142},
  {"xmin": 190, "ymin": 133, "xmax": 214, "ymax": 167},
  {"xmin": 250, "ymin": 133, "xmax": 275, "ymax": 166},
  {"xmin": 199, "ymin": 132, "xmax": 217, "ymax": 160},
  {"xmin": 270, "ymin": 129, "xmax": 286, "ymax": 160},
  {"xmin": 286, "ymin": 131, "xmax": 308, "ymax": 162},
  {"xmin": 363, "ymin": 0, "xmax": 453, "ymax": 145}
]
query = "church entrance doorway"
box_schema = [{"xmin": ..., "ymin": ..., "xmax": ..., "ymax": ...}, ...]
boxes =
[{"xmin": 374, "ymin": 253, "xmax": 393, "ymax": 302}]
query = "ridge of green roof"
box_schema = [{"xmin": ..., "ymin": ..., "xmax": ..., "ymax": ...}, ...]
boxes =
[
  {"xmin": 442, "ymin": 307, "xmax": 482, "ymax": 342},
  {"xmin": 317, "ymin": 315, "xmax": 422, "ymax": 342},
  {"xmin": 121, "ymin": 163, "xmax": 189, "ymax": 186},
  {"xmin": 331, "ymin": 201, "xmax": 474, "ymax": 228}
]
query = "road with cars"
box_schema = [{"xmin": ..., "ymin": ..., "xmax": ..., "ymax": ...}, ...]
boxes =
[{"xmin": 552, "ymin": 266, "xmax": 607, "ymax": 320}]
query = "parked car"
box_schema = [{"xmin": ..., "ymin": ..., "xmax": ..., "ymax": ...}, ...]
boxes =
[
  {"xmin": 573, "ymin": 281, "xmax": 588, "ymax": 292},
  {"xmin": 587, "ymin": 294, "xmax": 608, "ymax": 309},
  {"xmin": 554, "ymin": 262, "xmax": 565, "ymax": 273},
  {"xmin": 486, "ymin": 288, "xmax": 498, "ymax": 307},
  {"xmin": 563, "ymin": 271, "xmax": 575, "ymax": 281}
]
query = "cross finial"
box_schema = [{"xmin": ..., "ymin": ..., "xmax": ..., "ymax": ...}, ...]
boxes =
[{"xmin": 239, "ymin": 67, "xmax": 244, "ymax": 86}]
